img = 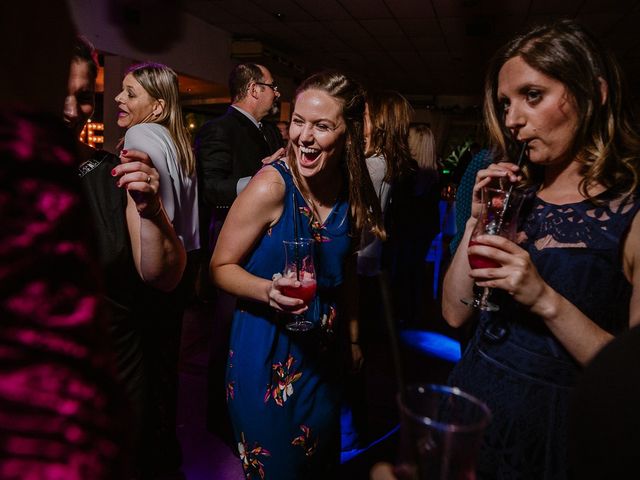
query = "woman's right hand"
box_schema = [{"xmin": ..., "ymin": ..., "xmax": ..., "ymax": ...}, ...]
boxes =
[
  {"xmin": 470, "ymin": 161, "xmax": 521, "ymax": 219},
  {"xmin": 113, "ymin": 149, "xmax": 164, "ymax": 218},
  {"xmin": 268, "ymin": 273, "xmax": 308, "ymax": 314}
]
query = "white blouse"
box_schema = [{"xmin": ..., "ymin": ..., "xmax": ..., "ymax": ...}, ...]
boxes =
[
  {"xmin": 357, "ymin": 154, "xmax": 391, "ymax": 276},
  {"xmin": 124, "ymin": 123, "xmax": 200, "ymax": 252}
]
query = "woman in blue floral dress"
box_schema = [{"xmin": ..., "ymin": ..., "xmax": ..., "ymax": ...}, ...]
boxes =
[
  {"xmin": 211, "ymin": 71, "xmax": 383, "ymax": 479},
  {"xmin": 442, "ymin": 21, "xmax": 640, "ymax": 479}
]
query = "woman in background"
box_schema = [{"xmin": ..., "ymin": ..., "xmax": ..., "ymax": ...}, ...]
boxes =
[
  {"xmin": 388, "ymin": 123, "xmax": 441, "ymax": 322},
  {"xmin": 357, "ymin": 90, "xmax": 414, "ymax": 277},
  {"xmin": 408, "ymin": 123, "xmax": 439, "ymax": 175},
  {"xmin": 114, "ymin": 62, "xmax": 200, "ymax": 478},
  {"xmin": 442, "ymin": 20, "xmax": 640, "ymax": 478},
  {"xmin": 211, "ymin": 70, "xmax": 382, "ymax": 479}
]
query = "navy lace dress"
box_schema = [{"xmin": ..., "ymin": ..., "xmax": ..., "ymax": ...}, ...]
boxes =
[{"xmin": 448, "ymin": 188, "xmax": 640, "ymax": 479}]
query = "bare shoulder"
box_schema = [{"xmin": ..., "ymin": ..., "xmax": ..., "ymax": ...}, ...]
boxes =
[
  {"xmin": 231, "ymin": 165, "xmax": 286, "ymax": 225},
  {"xmin": 623, "ymin": 205, "xmax": 640, "ymax": 282},
  {"xmin": 243, "ymin": 165, "xmax": 285, "ymax": 202}
]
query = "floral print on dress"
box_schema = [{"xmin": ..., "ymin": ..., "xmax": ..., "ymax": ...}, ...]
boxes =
[
  {"xmin": 264, "ymin": 355, "xmax": 302, "ymax": 407},
  {"xmin": 320, "ymin": 305, "xmax": 337, "ymax": 334},
  {"xmin": 226, "ymin": 381, "xmax": 235, "ymax": 401},
  {"xmin": 299, "ymin": 206, "xmax": 331, "ymax": 243},
  {"xmin": 291, "ymin": 424, "xmax": 318, "ymax": 457},
  {"xmin": 227, "ymin": 350, "xmax": 236, "ymax": 401},
  {"xmin": 238, "ymin": 432, "xmax": 270, "ymax": 479}
]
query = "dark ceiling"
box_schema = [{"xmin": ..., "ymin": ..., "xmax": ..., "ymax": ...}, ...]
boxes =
[{"xmin": 184, "ymin": 0, "xmax": 640, "ymax": 98}]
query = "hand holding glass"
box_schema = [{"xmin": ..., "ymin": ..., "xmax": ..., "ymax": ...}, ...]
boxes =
[
  {"xmin": 282, "ymin": 239, "xmax": 316, "ymax": 332},
  {"xmin": 462, "ymin": 186, "xmax": 524, "ymax": 311}
]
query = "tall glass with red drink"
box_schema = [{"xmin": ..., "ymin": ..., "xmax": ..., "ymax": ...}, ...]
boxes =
[
  {"xmin": 282, "ymin": 239, "xmax": 316, "ymax": 331},
  {"xmin": 461, "ymin": 186, "xmax": 524, "ymax": 311}
]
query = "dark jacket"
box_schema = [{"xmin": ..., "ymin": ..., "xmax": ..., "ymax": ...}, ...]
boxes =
[{"xmin": 194, "ymin": 106, "xmax": 282, "ymax": 209}]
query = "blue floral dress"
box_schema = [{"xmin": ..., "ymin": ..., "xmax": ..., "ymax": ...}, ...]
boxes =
[
  {"xmin": 226, "ymin": 160, "xmax": 352, "ymax": 479},
  {"xmin": 449, "ymin": 188, "xmax": 640, "ymax": 479}
]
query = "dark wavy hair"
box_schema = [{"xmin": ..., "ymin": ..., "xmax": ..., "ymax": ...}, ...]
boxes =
[
  {"xmin": 287, "ymin": 70, "xmax": 385, "ymax": 240},
  {"xmin": 484, "ymin": 19, "xmax": 640, "ymax": 199},
  {"xmin": 366, "ymin": 90, "xmax": 414, "ymax": 183}
]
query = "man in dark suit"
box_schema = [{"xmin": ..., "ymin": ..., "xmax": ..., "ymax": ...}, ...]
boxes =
[
  {"xmin": 195, "ymin": 63, "xmax": 284, "ymax": 224},
  {"xmin": 194, "ymin": 63, "xmax": 284, "ymax": 448}
]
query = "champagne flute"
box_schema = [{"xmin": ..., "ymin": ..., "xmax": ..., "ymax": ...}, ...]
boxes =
[
  {"xmin": 282, "ymin": 239, "xmax": 317, "ymax": 332},
  {"xmin": 461, "ymin": 186, "xmax": 524, "ymax": 311}
]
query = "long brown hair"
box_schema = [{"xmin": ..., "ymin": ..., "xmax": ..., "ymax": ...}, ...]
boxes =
[
  {"xmin": 287, "ymin": 70, "xmax": 385, "ymax": 240},
  {"xmin": 484, "ymin": 20, "xmax": 640, "ymax": 199},
  {"xmin": 126, "ymin": 62, "xmax": 196, "ymax": 176},
  {"xmin": 366, "ymin": 90, "xmax": 414, "ymax": 183}
]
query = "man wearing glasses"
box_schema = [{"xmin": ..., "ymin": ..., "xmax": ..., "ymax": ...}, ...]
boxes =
[
  {"xmin": 194, "ymin": 63, "xmax": 284, "ymax": 446},
  {"xmin": 196, "ymin": 63, "xmax": 283, "ymax": 217}
]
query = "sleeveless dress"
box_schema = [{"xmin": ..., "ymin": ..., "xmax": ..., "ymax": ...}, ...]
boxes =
[
  {"xmin": 226, "ymin": 160, "xmax": 352, "ymax": 479},
  {"xmin": 448, "ymin": 188, "xmax": 640, "ymax": 480}
]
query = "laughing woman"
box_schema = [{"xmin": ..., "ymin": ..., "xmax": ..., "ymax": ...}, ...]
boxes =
[
  {"xmin": 442, "ymin": 21, "xmax": 640, "ymax": 479},
  {"xmin": 210, "ymin": 71, "xmax": 383, "ymax": 479},
  {"xmin": 114, "ymin": 62, "xmax": 199, "ymax": 477}
]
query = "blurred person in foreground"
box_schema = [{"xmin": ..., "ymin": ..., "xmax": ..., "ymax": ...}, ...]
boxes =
[
  {"xmin": 442, "ymin": 20, "xmax": 640, "ymax": 479},
  {"xmin": 0, "ymin": 1, "xmax": 126, "ymax": 478},
  {"xmin": 210, "ymin": 70, "xmax": 383, "ymax": 479}
]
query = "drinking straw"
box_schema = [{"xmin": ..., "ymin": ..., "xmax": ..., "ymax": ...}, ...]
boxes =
[
  {"xmin": 292, "ymin": 191, "xmax": 301, "ymax": 280},
  {"xmin": 514, "ymin": 140, "xmax": 529, "ymax": 170},
  {"xmin": 497, "ymin": 141, "xmax": 528, "ymax": 231}
]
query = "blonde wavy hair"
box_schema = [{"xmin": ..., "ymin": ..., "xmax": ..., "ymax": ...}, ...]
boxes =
[
  {"xmin": 126, "ymin": 62, "xmax": 196, "ymax": 176},
  {"xmin": 408, "ymin": 123, "xmax": 438, "ymax": 174}
]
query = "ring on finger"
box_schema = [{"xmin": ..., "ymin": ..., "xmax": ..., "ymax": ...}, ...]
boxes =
[{"xmin": 146, "ymin": 176, "xmax": 151, "ymax": 184}]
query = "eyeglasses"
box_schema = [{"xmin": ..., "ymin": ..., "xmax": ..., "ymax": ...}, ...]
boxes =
[{"xmin": 256, "ymin": 81, "xmax": 279, "ymax": 93}]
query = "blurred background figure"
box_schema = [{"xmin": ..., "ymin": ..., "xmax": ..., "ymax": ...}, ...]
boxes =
[
  {"xmin": 114, "ymin": 61, "xmax": 200, "ymax": 479},
  {"xmin": 357, "ymin": 90, "xmax": 412, "ymax": 279},
  {"xmin": 276, "ymin": 120, "xmax": 290, "ymax": 146},
  {"xmin": 387, "ymin": 123, "xmax": 441, "ymax": 323},
  {"xmin": 352, "ymin": 90, "xmax": 413, "ymax": 447},
  {"xmin": 0, "ymin": 1, "xmax": 127, "ymax": 478},
  {"xmin": 408, "ymin": 123, "xmax": 439, "ymax": 175}
]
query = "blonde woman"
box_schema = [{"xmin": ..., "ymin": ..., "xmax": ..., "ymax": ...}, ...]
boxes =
[
  {"xmin": 408, "ymin": 123, "xmax": 439, "ymax": 175},
  {"xmin": 114, "ymin": 62, "xmax": 199, "ymax": 478}
]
